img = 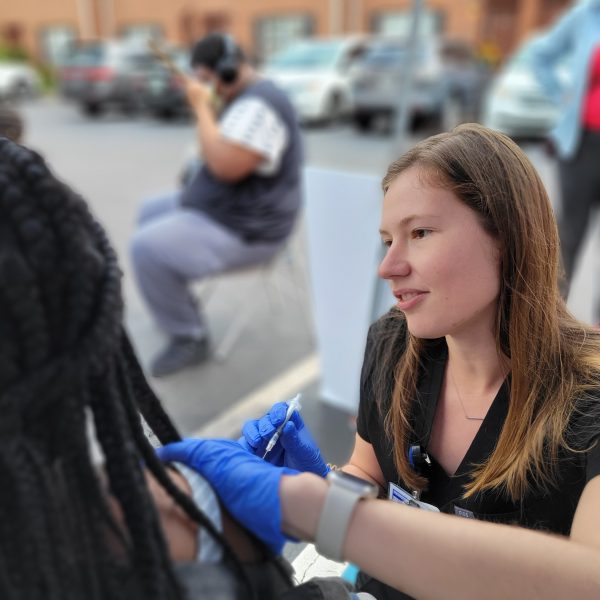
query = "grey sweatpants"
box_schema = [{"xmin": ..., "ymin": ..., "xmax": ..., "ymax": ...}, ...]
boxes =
[{"xmin": 130, "ymin": 192, "xmax": 283, "ymax": 338}]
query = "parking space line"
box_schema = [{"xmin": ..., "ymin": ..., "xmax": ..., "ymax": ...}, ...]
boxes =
[{"xmin": 190, "ymin": 353, "xmax": 320, "ymax": 439}]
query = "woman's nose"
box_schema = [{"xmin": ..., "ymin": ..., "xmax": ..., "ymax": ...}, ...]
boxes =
[{"xmin": 378, "ymin": 245, "xmax": 411, "ymax": 280}]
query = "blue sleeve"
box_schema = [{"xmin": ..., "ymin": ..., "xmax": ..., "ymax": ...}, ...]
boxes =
[{"xmin": 528, "ymin": 7, "xmax": 580, "ymax": 104}]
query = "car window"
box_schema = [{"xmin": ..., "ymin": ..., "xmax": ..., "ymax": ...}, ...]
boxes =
[
  {"xmin": 266, "ymin": 42, "xmax": 344, "ymax": 70},
  {"xmin": 70, "ymin": 43, "xmax": 105, "ymax": 66},
  {"xmin": 125, "ymin": 53, "xmax": 155, "ymax": 69},
  {"xmin": 339, "ymin": 44, "xmax": 368, "ymax": 70},
  {"xmin": 359, "ymin": 43, "xmax": 427, "ymax": 67},
  {"xmin": 440, "ymin": 41, "xmax": 474, "ymax": 63},
  {"xmin": 174, "ymin": 51, "xmax": 190, "ymax": 71}
]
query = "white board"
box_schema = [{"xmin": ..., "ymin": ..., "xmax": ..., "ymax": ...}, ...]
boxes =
[{"xmin": 304, "ymin": 167, "xmax": 394, "ymax": 412}]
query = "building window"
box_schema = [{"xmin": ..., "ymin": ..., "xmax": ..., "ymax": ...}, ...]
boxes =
[
  {"xmin": 254, "ymin": 14, "xmax": 314, "ymax": 63},
  {"xmin": 39, "ymin": 25, "xmax": 76, "ymax": 66},
  {"xmin": 119, "ymin": 23, "xmax": 164, "ymax": 45},
  {"xmin": 371, "ymin": 10, "xmax": 444, "ymax": 38}
]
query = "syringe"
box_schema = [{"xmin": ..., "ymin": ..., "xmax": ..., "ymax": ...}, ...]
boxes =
[{"xmin": 262, "ymin": 394, "xmax": 302, "ymax": 459}]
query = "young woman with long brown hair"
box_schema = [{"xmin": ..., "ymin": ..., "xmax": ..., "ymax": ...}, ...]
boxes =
[{"xmin": 165, "ymin": 123, "xmax": 600, "ymax": 599}]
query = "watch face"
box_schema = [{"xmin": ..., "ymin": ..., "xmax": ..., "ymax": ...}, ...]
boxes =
[{"xmin": 328, "ymin": 470, "xmax": 378, "ymax": 497}]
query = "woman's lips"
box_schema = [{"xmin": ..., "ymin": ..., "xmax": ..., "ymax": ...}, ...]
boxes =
[{"xmin": 394, "ymin": 290, "xmax": 428, "ymax": 310}]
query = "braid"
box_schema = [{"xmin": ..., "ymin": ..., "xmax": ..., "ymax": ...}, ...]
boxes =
[
  {"xmin": 0, "ymin": 139, "xmax": 252, "ymax": 599},
  {"xmin": 113, "ymin": 353, "xmax": 256, "ymax": 592},
  {"xmin": 120, "ymin": 332, "xmax": 181, "ymax": 445},
  {"xmin": 89, "ymin": 365, "xmax": 182, "ymax": 600}
]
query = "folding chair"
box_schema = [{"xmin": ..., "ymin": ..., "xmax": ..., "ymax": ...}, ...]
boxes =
[{"xmin": 197, "ymin": 227, "xmax": 311, "ymax": 361}]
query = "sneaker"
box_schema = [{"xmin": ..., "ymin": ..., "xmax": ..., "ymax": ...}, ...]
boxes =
[{"xmin": 150, "ymin": 336, "xmax": 211, "ymax": 377}]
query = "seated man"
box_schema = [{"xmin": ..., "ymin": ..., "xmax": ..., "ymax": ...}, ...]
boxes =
[{"xmin": 131, "ymin": 33, "xmax": 303, "ymax": 377}]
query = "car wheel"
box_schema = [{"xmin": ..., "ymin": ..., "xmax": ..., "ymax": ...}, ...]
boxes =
[
  {"xmin": 371, "ymin": 112, "xmax": 394, "ymax": 135},
  {"xmin": 354, "ymin": 114, "xmax": 373, "ymax": 132},
  {"xmin": 120, "ymin": 100, "xmax": 140, "ymax": 117},
  {"xmin": 156, "ymin": 107, "xmax": 176, "ymax": 120},
  {"xmin": 325, "ymin": 92, "xmax": 343, "ymax": 123},
  {"xmin": 11, "ymin": 80, "xmax": 31, "ymax": 100},
  {"xmin": 82, "ymin": 102, "xmax": 104, "ymax": 117}
]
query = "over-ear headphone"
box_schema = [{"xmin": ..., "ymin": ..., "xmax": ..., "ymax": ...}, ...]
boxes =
[{"xmin": 215, "ymin": 34, "xmax": 239, "ymax": 84}]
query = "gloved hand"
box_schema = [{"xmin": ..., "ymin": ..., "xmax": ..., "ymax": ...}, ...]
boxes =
[
  {"xmin": 238, "ymin": 402, "xmax": 330, "ymax": 477},
  {"xmin": 156, "ymin": 438, "xmax": 298, "ymax": 554}
]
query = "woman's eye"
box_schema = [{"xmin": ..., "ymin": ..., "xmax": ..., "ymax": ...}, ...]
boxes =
[
  {"xmin": 412, "ymin": 228, "xmax": 432, "ymax": 239},
  {"xmin": 381, "ymin": 239, "xmax": 392, "ymax": 248}
]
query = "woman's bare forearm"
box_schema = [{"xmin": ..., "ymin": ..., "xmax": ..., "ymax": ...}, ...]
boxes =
[{"xmin": 280, "ymin": 473, "xmax": 600, "ymax": 600}]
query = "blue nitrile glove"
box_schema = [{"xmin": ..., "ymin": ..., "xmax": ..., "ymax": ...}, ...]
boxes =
[
  {"xmin": 156, "ymin": 438, "xmax": 298, "ymax": 554},
  {"xmin": 238, "ymin": 402, "xmax": 330, "ymax": 477}
]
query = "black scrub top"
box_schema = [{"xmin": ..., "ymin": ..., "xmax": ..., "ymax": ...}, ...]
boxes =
[{"xmin": 356, "ymin": 314, "xmax": 600, "ymax": 600}]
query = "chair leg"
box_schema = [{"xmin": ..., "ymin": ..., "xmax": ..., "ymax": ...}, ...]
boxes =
[
  {"xmin": 211, "ymin": 236, "xmax": 314, "ymax": 359},
  {"xmin": 213, "ymin": 275, "xmax": 263, "ymax": 361}
]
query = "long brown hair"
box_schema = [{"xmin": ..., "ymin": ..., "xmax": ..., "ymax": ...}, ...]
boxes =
[{"xmin": 378, "ymin": 124, "xmax": 600, "ymax": 500}]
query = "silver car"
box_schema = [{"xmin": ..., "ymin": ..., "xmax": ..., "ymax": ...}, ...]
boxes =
[
  {"xmin": 58, "ymin": 40, "xmax": 153, "ymax": 116},
  {"xmin": 261, "ymin": 37, "xmax": 370, "ymax": 123},
  {"xmin": 351, "ymin": 38, "xmax": 488, "ymax": 134},
  {"xmin": 0, "ymin": 62, "xmax": 41, "ymax": 100},
  {"xmin": 482, "ymin": 37, "xmax": 565, "ymax": 139}
]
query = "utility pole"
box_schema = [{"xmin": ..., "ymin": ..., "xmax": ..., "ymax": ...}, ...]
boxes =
[
  {"xmin": 372, "ymin": 0, "xmax": 426, "ymax": 324},
  {"xmin": 392, "ymin": 0, "xmax": 425, "ymax": 154}
]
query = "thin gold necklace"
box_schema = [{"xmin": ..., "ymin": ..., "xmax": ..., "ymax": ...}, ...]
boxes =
[{"xmin": 448, "ymin": 368, "xmax": 486, "ymax": 421}]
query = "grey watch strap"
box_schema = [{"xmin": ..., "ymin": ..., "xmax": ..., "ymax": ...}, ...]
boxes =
[{"xmin": 315, "ymin": 481, "xmax": 362, "ymax": 561}]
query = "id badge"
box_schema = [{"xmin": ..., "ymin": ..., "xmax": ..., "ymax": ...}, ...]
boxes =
[{"xmin": 388, "ymin": 482, "xmax": 440, "ymax": 512}]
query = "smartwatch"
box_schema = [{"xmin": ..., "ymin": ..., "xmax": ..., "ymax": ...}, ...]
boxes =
[{"xmin": 315, "ymin": 470, "xmax": 378, "ymax": 561}]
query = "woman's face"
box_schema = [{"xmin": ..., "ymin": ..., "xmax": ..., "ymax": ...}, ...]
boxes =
[{"xmin": 379, "ymin": 167, "xmax": 501, "ymax": 340}]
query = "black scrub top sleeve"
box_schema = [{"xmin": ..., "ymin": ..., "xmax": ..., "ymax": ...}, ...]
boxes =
[
  {"xmin": 586, "ymin": 435, "xmax": 600, "ymax": 483},
  {"xmin": 356, "ymin": 311, "xmax": 408, "ymax": 443},
  {"xmin": 356, "ymin": 321, "xmax": 378, "ymax": 443},
  {"xmin": 573, "ymin": 390, "xmax": 600, "ymax": 483}
]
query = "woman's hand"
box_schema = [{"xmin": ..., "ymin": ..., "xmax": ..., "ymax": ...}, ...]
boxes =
[
  {"xmin": 238, "ymin": 402, "xmax": 330, "ymax": 477},
  {"xmin": 157, "ymin": 438, "xmax": 299, "ymax": 554}
]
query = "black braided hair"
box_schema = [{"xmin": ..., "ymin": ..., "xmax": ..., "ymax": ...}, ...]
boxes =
[{"xmin": 0, "ymin": 138, "xmax": 252, "ymax": 599}]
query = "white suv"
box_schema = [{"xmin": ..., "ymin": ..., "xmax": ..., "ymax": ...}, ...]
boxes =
[
  {"xmin": 261, "ymin": 37, "xmax": 371, "ymax": 123},
  {"xmin": 0, "ymin": 62, "xmax": 41, "ymax": 100}
]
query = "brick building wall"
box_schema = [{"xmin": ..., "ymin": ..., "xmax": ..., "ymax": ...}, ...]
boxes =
[{"xmin": 0, "ymin": 0, "xmax": 574, "ymax": 65}]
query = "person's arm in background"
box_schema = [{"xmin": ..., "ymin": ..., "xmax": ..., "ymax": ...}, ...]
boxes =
[
  {"xmin": 281, "ymin": 473, "xmax": 600, "ymax": 600},
  {"xmin": 528, "ymin": 6, "xmax": 578, "ymax": 105},
  {"xmin": 184, "ymin": 78, "xmax": 263, "ymax": 182}
]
